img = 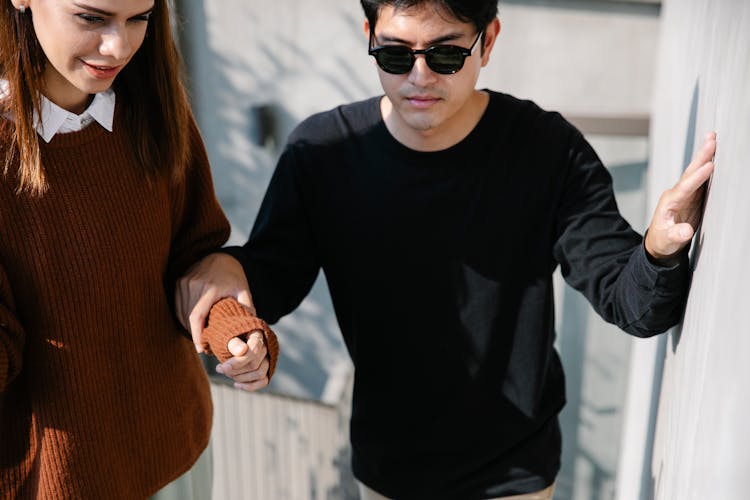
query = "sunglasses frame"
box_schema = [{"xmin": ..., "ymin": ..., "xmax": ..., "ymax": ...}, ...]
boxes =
[{"xmin": 368, "ymin": 30, "xmax": 484, "ymax": 75}]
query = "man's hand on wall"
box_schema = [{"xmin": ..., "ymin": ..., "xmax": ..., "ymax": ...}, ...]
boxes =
[{"xmin": 645, "ymin": 131, "xmax": 717, "ymax": 264}]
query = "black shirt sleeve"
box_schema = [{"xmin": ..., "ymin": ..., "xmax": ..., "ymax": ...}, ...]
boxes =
[
  {"xmin": 552, "ymin": 126, "xmax": 690, "ymax": 337},
  {"xmin": 222, "ymin": 144, "xmax": 321, "ymax": 323}
]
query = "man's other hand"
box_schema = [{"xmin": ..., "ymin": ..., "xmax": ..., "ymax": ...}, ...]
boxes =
[
  {"xmin": 645, "ymin": 132, "xmax": 717, "ymax": 263},
  {"xmin": 215, "ymin": 332, "xmax": 271, "ymax": 392}
]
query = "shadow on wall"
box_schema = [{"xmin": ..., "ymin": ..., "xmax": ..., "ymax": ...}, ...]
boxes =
[
  {"xmin": 556, "ymin": 157, "xmax": 647, "ymax": 500},
  {"xmin": 180, "ymin": 2, "xmax": 374, "ymax": 228},
  {"xmin": 176, "ymin": 4, "xmax": 366, "ymax": 497},
  {"xmin": 178, "ymin": 2, "xmax": 377, "ymax": 402},
  {"xmin": 639, "ymin": 77, "xmax": 706, "ymax": 500},
  {"xmin": 670, "ymin": 78, "xmax": 701, "ymax": 353}
]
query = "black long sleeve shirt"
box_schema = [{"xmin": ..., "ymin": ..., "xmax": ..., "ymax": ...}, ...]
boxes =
[{"xmin": 225, "ymin": 91, "xmax": 689, "ymax": 499}]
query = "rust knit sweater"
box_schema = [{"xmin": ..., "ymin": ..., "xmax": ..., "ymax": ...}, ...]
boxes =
[{"xmin": 0, "ymin": 106, "xmax": 263, "ymax": 499}]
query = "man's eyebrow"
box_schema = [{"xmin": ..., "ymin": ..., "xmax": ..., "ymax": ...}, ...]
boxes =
[
  {"xmin": 376, "ymin": 32, "xmax": 466, "ymax": 46},
  {"xmin": 73, "ymin": 2, "xmax": 155, "ymax": 17}
]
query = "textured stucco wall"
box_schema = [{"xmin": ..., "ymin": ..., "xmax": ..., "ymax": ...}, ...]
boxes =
[{"xmin": 645, "ymin": 1, "xmax": 750, "ymax": 498}]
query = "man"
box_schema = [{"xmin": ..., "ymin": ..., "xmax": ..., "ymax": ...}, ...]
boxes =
[{"xmin": 176, "ymin": 1, "xmax": 716, "ymax": 498}]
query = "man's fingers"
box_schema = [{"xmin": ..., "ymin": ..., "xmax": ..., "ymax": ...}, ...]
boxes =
[
  {"xmin": 229, "ymin": 357, "xmax": 271, "ymax": 392},
  {"xmin": 684, "ymin": 134, "xmax": 716, "ymax": 176},
  {"xmin": 645, "ymin": 132, "xmax": 715, "ymax": 262},
  {"xmin": 227, "ymin": 336, "xmax": 249, "ymax": 357},
  {"xmin": 234, "ymin": 378, "xmax": 270, "ymax": 392},
  {"xmin": 693, "ymin": 133, "xmax": 716, "ymax": 165},
  {"xmin": 671, "ymin": 132, "xmax": 716, "ymax": 200},
  {"xmin": 247, "ymin": 330, "xmax": 266, "ymax": 352},
  {"xmin": 218, "ymin": 332, "xmax": 267, "ymax": 374},
  {"xmin": 222, "ymin": 349, "xmax": 267, "ymax": 374},
  {"xmin": 675, "ymin": 161, "xmax": 714, "ymax": 200},
  {"xmin": 229, "ymin": 359, "xmax": 270, "ymax": 384}
]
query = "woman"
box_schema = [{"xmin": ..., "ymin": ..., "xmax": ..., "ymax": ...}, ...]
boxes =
[{"xmin": 0, "ymin": 0, "xmax": 277, "ymax": 498}]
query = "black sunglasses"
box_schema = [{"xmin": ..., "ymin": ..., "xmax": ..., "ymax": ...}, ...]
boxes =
[{"xmin": 368, "ymin": 30, "xmax": 483, "ymax": 75}]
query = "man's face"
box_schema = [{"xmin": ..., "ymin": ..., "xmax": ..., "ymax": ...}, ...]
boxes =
[{"xmin": 366, "ymin": 4, "xmax": 498, "ymax": 148}]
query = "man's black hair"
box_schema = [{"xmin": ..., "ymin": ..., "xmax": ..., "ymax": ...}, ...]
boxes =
[{"xmin": 360, "ymin": 0, "xmax": 499, "ymax": 36}]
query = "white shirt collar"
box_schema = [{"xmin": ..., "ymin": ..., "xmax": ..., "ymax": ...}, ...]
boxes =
[
  {"xmin": 0, "ymin": 79, "xmax": 116, "ymax": 142},
  {"xmin": 35, "ymin": 89, "xmax": 116, "ymax": 143}
]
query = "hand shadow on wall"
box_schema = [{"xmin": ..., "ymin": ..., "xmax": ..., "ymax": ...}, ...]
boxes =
[{"xmin": 671, "ymin": 79, "xmax": 712, "ymax": 353}]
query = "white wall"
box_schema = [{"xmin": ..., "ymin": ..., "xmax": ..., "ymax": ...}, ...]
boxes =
[
  {"xmin": 488, "ymin": 1, "xmax": 659, "ymax": 115},
  {"xmin": 645, "ymin": 1, "xmax": 750, "ymax": 498}
]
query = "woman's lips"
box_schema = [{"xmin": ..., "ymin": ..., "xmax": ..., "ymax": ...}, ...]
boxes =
[{"xmin": 82, "ymin": 61, "xmax": 121, "ymax": 80}]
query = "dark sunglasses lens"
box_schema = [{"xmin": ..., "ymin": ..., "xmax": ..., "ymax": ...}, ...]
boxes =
[
  {"xmin": 375, "ymin": 47, "xmax": 415, "ymax": 74},
  {"xmin": 426, "ymin": 47, "xmax": 465, "ymax": 74}
]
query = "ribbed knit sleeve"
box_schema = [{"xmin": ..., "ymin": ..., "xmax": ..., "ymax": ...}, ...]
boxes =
[
  {"xmin": 165, "ymin": 114, "xmax": 231, "ymax": 297},
  {"xmin": 0, "ymin": 262, "xmax": 24, "ymax": 392},
  {"xmin": 202, "ymin": 298, "xmax": 279, "ymax": 379}
]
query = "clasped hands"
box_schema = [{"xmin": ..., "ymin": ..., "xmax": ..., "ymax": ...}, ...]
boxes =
[{"xmin": 176, "ymin": 253, "xmax": 270, "ymax": 392}]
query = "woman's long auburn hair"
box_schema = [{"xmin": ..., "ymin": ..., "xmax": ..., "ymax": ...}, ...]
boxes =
[{"xmin": 0, "ymin": 0, "xmax": 190, "ymax": 196}]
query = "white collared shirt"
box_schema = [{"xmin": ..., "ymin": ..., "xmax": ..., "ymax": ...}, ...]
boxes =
[
  {"xmin": 0, "ymin": 79, "xmax": 115, "ymax": 142},
  {"xmin": 36, "ymin": 89, "xmax": 116, "ymax": 142}
]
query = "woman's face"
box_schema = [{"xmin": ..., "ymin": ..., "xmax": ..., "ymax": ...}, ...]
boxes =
[{"xmin": 23, "ymin": 0, "xmax": 154, "ymax": 113}]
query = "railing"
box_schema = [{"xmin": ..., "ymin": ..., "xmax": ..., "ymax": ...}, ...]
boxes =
[{"xmin": 210, "ymin": 374, "xmax": 358, "ymax": 500}]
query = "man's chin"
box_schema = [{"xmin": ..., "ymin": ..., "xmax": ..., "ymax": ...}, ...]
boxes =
[{"xmin": 402, "ymin": 114, "xmax": 439, "ymax": 132}]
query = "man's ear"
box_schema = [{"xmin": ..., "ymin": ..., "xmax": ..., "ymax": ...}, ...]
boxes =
[
  {"xmin": 364, "ymin": 19, "xmax": 372, "ymax": 40},
  {"xmin": 480, "ymin": 17, "xmax": 501, "ymax": 67}
]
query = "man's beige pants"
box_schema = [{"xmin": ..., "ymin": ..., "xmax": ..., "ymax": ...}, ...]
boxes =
[{"xmin": 358, "ymin": 481, "xmax": 555, "ymax": 500}]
